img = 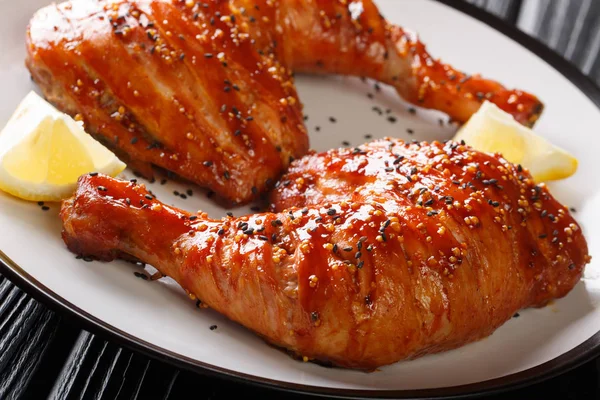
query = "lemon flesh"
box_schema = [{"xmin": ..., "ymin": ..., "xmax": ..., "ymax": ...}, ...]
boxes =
[
  {"xmin": 0, "ymin": 91, "xmax": 126, "ymax": 202},
  {"xmin": 454, "ymin": 101, "xmax": 578, "ymax": 182}
]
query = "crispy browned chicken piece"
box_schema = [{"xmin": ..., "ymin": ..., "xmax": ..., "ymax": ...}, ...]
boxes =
[
  {"xmin": 61, "ymin": 139, "xmax": 589, "ymax": 370},
  {"xmin": 27, "ymin": 0, "xmax": 543, "ymax": 204}
]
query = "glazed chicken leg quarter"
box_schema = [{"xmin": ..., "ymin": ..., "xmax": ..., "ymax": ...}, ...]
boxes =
[
  {"xmin": 27, "ymin": 0, "xmax": 543, "ymax": 204},
  {"xmin": 61, "ymin": 139, "xmax": 590, "ymax": 370}
]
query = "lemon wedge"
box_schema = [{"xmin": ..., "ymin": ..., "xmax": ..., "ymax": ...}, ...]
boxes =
[
  {"xmin": 454, "ymin": 101, "xmax": 578, "ymax": 182},
  {"xmin": 0, "ymin": 91, "xmax": 126, "ymax": 202}
]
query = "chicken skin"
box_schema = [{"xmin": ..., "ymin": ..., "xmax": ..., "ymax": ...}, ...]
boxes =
[
  {"xmin": 27, "ymin": 0, "xmax": 543, "ymax": 204},
  {"xmin": 60, "ymin": 139, "xmax": 589, "ymax": 370}
]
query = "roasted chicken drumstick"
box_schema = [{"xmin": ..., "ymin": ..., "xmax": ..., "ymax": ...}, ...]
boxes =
[
  {"xmin": 28, "ymin": 0, "xmax": 543, "ymax": 204},
  {"xmin": 61, "ymin": 139, "xmax": 589, "ymax": 370}
]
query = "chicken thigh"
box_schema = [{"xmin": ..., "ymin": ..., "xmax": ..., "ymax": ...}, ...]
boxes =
[
  {"xmin": 27, "ymin": 0, "xmax": 543, "ymax": 203},
  {"xmin": 60, "ymin": 139, "xmax": 589, "ymax": 369}
]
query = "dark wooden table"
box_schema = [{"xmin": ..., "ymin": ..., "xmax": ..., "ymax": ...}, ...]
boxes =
[{"xmin": 2, "ymin": 1, "xmax": 600, "ymax": 398}]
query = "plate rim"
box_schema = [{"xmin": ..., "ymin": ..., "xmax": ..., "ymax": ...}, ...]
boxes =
[{"xmin": 2, "ymin": 0, "xmax": 600, "ymax": 398}]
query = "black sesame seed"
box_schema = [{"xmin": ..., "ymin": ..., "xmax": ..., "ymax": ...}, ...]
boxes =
[
  {"xmin": 406, "ymin": 128, "xmax": 414, "ymax": 134},
  {"xmin": 173, "ymin": 191, "xmax": 180, "ymax": 196},
  {"xmin": 209, "ymin": 325, "xmax": 217, "ymax": 330},
  {"xmin": 343, "ymin": 246, "xmax": 352, "ymax": 252},
  {"xmin": 243, "ymin": 228, "xmax": 254, "ymax": 235},
  {"xmin": 538, "ymin": 234, "xmax": 547, "ymax": 239},
  {"xmin": 134, "ymin": 271, "xmax": 148, "ymax": 280},
  {"xmin": 327, "ymin": 208, "xmax": 336, "ymax": 216},
  {"xmin": 246, "ymin": 116, "xmax": 254, "ymax": 121},
  {"xmin": 357, "ymin": 261, "xmax": 364, "ymax": 269},
  {"xmin": 310, "ymin": 311, "xmax": 319, "ymax": 321},
  {"xmin": 552, "ymin": 237, "xmax": 559, "ymax": 243},
  {"xmin": 97, "ymin": 186, "xmax": 108, "ymax": 192},
  {"xmin": 83, "ymin": 256, "xmax": 94, "ymax": 262},
  {"xmin": 315, "ymin": 126, "xmax": 321, "ymax": 131},
  {"xmin": 342, "ymin": 141, "xmax": 350, "ymax": 146},
  {"xmin": 88, "ymin": 172, "xmax": 98, "ymax": 177},
  {"xmin": 355, "ymin": 251, "xmax": 362, "ymax": 259},
  {"xmin": 271, "ymin": 233, "xmax": 277, "ymax": 242},
  {"xmin": 271, "ymin": 219, "xmax": 283, "ymax": 227},
  {"xmin": 226, "ymin": 212, "xmax": 234, "ymax": 217},
  {"xmin": 41, "ymin": 206, "xmax": 50, "ymax": 211},
  {"xmin": 258, "ymin": 235, "xmax": 269, "ymax": 241},
  {"xmin": 513, "ymin": 313, "xmax": 520, "ymax": 318},
  {"xmin": 223, "ymin": 171, "xmax": 230, "ymax": 180},
  {"xmin": 204, "ymin": 53, "xmax": 213, "ymax": 58},
  {"xmin": 145, "ymin": 194, "xmax": 153, "ymax": 200},
  {"xmin": 329, "ymin": 117, "xmax": 337, "ymax": 123},
  {"xmin": 568, "ymin": 263, "xmax": 576, "ymax": 270}
]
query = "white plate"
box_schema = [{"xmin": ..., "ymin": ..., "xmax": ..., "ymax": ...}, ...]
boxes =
[{"xmin": 1, "ymin": 0, "xmax": 600, "ymax": 398}]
